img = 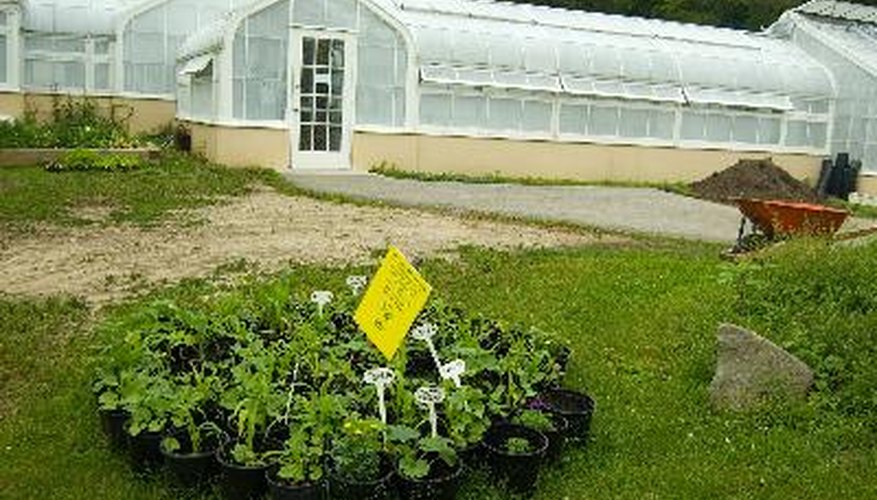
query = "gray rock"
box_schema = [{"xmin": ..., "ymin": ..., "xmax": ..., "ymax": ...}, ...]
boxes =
[{"xmin": 709, "ymin": 324, "xmax": 814, "ymax": 411}]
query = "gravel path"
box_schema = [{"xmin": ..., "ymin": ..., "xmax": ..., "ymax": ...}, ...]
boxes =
[{"xmin": 289, "ymin": 173, "xmax": 743, "ymax": 242}]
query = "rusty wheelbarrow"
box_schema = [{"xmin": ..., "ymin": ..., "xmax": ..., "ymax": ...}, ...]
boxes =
[{"xmin": 730, "ymin": 198, "xmax": 850, "ymax": 253}]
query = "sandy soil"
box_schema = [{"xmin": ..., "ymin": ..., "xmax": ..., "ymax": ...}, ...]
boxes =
[{"xmin": 0, "ymin": 189, "xmax": 612, "ymax": 303}]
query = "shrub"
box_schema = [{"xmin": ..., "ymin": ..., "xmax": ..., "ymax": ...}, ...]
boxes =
[
  {"xmin": 0, "ymin": 97, "xmax": 142, "ymax": 149},
  {"xmin": 46, "ymin": 149, "xmax": 146, "ymax": 172}
]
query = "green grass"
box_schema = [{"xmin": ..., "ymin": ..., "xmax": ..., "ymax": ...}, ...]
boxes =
[
  {"xmin": 2, "ymin": 240, "xmax": 875, "ymax": 498},
  {"xmin": 0, "ymin": 153, "xmax": 298, "ymax": 232},
  {"xmin": 369, "ymin": 163, "xmax": 695, "ymax": 198}
]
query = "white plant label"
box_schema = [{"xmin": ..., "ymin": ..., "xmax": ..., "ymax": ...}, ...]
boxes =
[
  {"xmin": 411, "ymin": 322, "xmax": 443, "ymax": 374},
  {"xmin": 364, "ymin": 367, "xmax": 395, "ymax": 424},
  {"xmin": 310, "ymin": 290, "xmax": 334, "ymax": 317},
  {"xmin": 346, "ymin": 275, "xmax": 368, "ymax": 296},
  {"xmin": 439, "ymin": 359, "xmax": 466, "ymax": 388},
  {"xmin": 415, "ymin": 386, "xmax": 445, "ymax": 438}
]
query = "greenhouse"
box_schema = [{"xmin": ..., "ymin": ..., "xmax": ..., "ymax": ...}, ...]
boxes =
[
  {"xmin": 3, "ymin": 0, "xmax": 877, "ymax": 187},
  {"xmin": 0, "ymin": 0, "xmax": 248, "ymax": 131},
  {"xmin": 172, "ymin": 0, "xmax": 836, "ymax": 177},
  {"xmin": 771, "ymin": 0, "xmax": 877, "ymax": 193}
]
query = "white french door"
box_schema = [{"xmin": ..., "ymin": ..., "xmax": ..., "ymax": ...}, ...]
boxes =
[{"xmin": 290, "ymin": 31, "xmax": 356, "ymax": 170}]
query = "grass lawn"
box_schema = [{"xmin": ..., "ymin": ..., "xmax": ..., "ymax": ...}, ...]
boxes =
[
  {"xmin": 2, "ymin": 239, "xmax": 876, "ymax": 499},
  {"xmin": 0, "ymin": 153, "xmax": 295, "ymax": 231}
]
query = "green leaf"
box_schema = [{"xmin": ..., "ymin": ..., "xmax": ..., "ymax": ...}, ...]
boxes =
[
  {"xmin": 387, "ymin": 425, "xmax": 420, "ymax": 443},
  {"xmin": 399, "ymin": 455, "xmax": 429, "ymax": 480}
]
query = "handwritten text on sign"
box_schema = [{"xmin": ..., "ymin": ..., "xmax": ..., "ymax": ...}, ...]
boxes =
[{"xmin": 354, "ymin": 246, "xmax": 432, "ymax": 361}]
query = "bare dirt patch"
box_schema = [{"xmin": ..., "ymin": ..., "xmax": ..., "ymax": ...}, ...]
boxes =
[{"xmin": 0, "ymin": 190, "xmax": 615, "ymax": 303}]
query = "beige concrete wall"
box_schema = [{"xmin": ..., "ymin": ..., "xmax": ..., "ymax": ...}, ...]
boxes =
[
  {"xmin": 857, "ymin": 175, "xmax": 877, "ymax": 196},
  {"xmin": 187, "ymin": 121, "xmax": 289, "ymax": 170},
  {"xmin": 0, "ymin": 91, "xmax": 175, "ymax": 134},
  {"xmin": 351, "ymin": 131, "xmax": 823, "ymax": 185}
]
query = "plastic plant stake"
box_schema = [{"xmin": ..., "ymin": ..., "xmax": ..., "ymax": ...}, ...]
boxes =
[
  {"xmin": 439, "ymin": 359, "xmax": 466, "ymax": 388},
  {"xmin": 346, "ymin": 275, "xmax": 368, "ymax": 296},
  {"xmin": 411, "ymin": 322, "xmax": 442, "ymax": 373},
  {"xmin": 364, "ymin": 368, "xmax": 396, "ymax": 424},
  {"xmin": 415, "ymin": 386, "xmax": 446, "ymax": 438},
  {"xmin": 310, "ymin": 291, "xmax": 334, "ymax": 317}
]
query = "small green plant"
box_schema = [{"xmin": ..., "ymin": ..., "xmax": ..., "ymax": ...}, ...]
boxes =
[
  {"xmin": 46, "ymin": 149, "xmax": 146, "ymax": 172},
  {"xmin": 160, "ymin": 369, "xmax": 222, "ymax": 454},
  {"xmin": 331, "ymin": 418, "xmax": 385, "ymax": 482},
  {"xmin": 505, "ymin": 437, "xmax": 534, "ymax": 455},
  {"xmin": 272, "ymin": 392, "xmax": 348, "ymax": 485},
  {"xmin": 513, "ymin": 409, "xmax": 556, "ymax": 433}
]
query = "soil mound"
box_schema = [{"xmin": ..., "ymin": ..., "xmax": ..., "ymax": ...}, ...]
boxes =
[{"xmin": 691, "ymin": 159, "xmax": 819, "ymax": 203}]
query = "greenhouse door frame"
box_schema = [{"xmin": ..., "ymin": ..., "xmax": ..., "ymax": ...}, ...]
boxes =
[{"xmin": 289, "ymin": 30, "xmax": 357, "ymax": 170}]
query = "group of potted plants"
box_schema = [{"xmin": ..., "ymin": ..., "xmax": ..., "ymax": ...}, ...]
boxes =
[{"xmin": 93, "ymin": 277, "xmax": 595, "ymax": 498}]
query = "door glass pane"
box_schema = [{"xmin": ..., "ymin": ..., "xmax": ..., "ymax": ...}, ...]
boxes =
[
  {"xmin": 299, "ymin": 125, "xmax": 312, "ymax": 151},
  {"xmin": 314, "ymin": 125, "xmax": 327, "ymax": 151},
  {"xmin": 331, "ymin": 40, "xmax": 345, "ymax": 68},
  {"xmin": 330, "ymin": 127, "xmax": 342, "ymax": 151},
  {"xmin": 303, "ymin": 38, "xmax": 315, "ymax": 65},
  {"xmin": 301, "ymin": 68, "xmax": 313, "ymax": 93},
  {"xmin": 317, "ymin": 39, "xmax": 330, "ymax": 65}
]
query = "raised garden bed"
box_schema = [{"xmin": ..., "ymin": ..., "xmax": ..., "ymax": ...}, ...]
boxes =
[{"xmin": 92, "ymin": 277, "xmax": 595, "ymax": 498}]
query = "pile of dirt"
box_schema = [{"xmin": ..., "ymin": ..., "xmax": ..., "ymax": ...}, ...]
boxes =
[{"xmin": 690, "ymin": 159, "xmax": 820, "ymax": 203}]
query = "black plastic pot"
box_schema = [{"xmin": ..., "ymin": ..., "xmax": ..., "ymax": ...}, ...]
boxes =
[
  {"xmin": 540, "ymin": 389, "xmax": 595, "ymax": 442},
  {"xmin": 161, "ymin": 431, "xmax": 225, "ymax": 487},
  {"xmin": 266, "ymin": 467, "xmax": 323, "ymax": 500},
  {"xmin": 542, "ymin": 414, "xmax": 569, "ymax": 462},
  {"xmin": 216, "ymin": 445, "xmax": 273, "ymax": 500},
  {"xmin": 458, "ymin": 440, "xmax": 483, "ymax": 470},
  {"xmin": 128, "ymin": 430, "xmax": 164, "ymax": 473},
  {"xmin": 328, "ymin": 459, "xmax": 394, "ymax": 500},
  {"xmin": 99, "ymin": 409, "xmax": 129, "ymax": 450},
  {"xmin": 483, "ymin": 423, "xmax": 548, "ymax": 496},
  {"xmin": 397, "ymin": 459, "xmax": 463, "ymax": 500}
]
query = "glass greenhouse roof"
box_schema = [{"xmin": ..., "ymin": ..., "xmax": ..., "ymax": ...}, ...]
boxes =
[
  {"xmin": 21, "ymin": 0, "xmax": 143, "ymax": 34},
  {"xmin": 797, "ymin": 0, "xmax": 877, "ymax": 23},
  {"xmin": 395, "ymin": 0, "xmax": 834, "ymax": 108}
]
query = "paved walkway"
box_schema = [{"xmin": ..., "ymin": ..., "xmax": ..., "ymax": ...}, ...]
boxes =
[{"xmin": 288, "ymin": 172, "xmax": 744, "ymax": 242}]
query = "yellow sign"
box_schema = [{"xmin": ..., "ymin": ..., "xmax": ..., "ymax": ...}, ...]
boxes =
[{"xmin": 355, "ymin": 246, "xmax": 432, "ymax": 360}]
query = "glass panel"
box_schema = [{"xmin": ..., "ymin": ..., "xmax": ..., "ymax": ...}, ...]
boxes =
[
  {"xmin": 759, "ymin": 117, "xmax": 781, "ymax": 144},
  {"xmin": 317, "ymin": 39, "xmax": 330, "ymax": 65},
  {"xmin": 733, "ymin": 115, "xmax": 758, "ymax": 144},
  {"xmin": 706, "ymin": 114, "xmax": 732, "ymax": 143},
  {"xmin": 332, "ymin": 70, "xmax": 344, "ymax": 95},
  {"xmin": 488, "ymin": 98, "xmax": 522, "ymax": 131},
  {"xmin": 329, "ymin": 127, "xmax": 342, "ymax": 151},
  {"xmin": 649, "ymin": 110, "xmax": 675, "ymax": 140},
  {"xmin": 810, "ymin": 122, "xmax": 827, "ymax": 148},
  {"xmin": 303, "ymin": 38, "xmax": 315, "ymax": 65},
  {"xmin": 0, "ymin": 34, "xmax": 6, "ymax": 84},
  {"xmin": 681, "ymin": 111, "xmax": 707, "ymax": 141},
  {"xmin": 314, "ymin": 125, "xmax": 327, "ymax": 151},
  {"xmin": 301, "ymin": 68, "xmax": 314, "ymax": 93},
  {"xmin": 560, "ymin": 103, "xmax": 588, "ymax": 135},
  {"xmin": 301, "ymin": 97, "xmax": 314, "ymax": 121},
  {"xmin": 420, "ymin": 93, "xmax": 452, "ymax": 126},
  {"xmin": 454, "ymin": 95, "xmax": 486, "ymax": 128},
  {"xmin": 786, "ymin": 120, "xmax": 809, "ymax": 147},
  {"xmin": 300, "ymin": 125, "xmax": 312, "ymax": 151},
  {"xmin": 619, "ymin": 108, "xmax": 649, "ymax": 138},
  {"xmin": 522, "ymin": 101, "xmax": 552, "ymax": 132},
  {"xmin": 590, "ymin": 106, "xmax": 619, "ymax": 136},
  {"xmin": 331, "ymin": 40, "xmax": 345, "ymax": 69}
]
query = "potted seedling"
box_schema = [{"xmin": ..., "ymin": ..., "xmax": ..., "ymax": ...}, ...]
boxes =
[
  {"xmin": 392, "ymin": 386, "xmax": 463, "ymax": 500},
  {"xmin": 93, "ymin": 370, "xmax": 131, "ymax": 450},
  {"xmin": 444, "ymin": 385, "xmax": 490, "ymax": 467},
  {"xmin": 483, "ymin": 422, "xmax": 549, "ymax": 495},
  {"xmin": 328, "ymin": 418, "xmax": 393, "ymax": 500},
  {"xmin": 512, "ymin": 408, "xmax": 569, "ymax": 461},
  {"xmin": 266, "ymin": 392, "xmax": 348, "ymax": 500},
  {"xmin": 123, "ymin": 368, "xmax": 176, "ymax": 472},
  {"xmin": 217, "ymin": 340, "xmax": 286, "ymax": 499},
  {"xmin": 160, "ymin": 369, "xmax": 225, "ymax": 487}
]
